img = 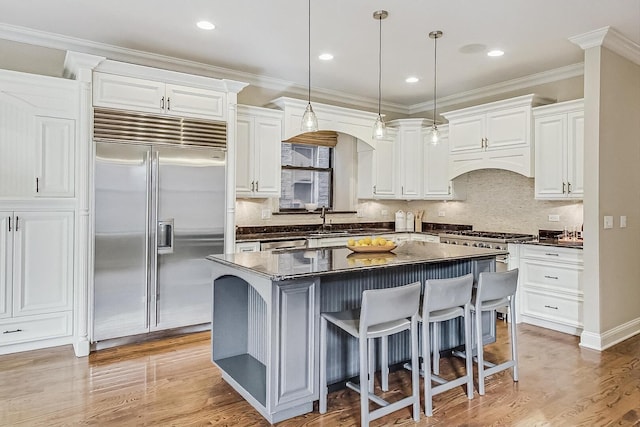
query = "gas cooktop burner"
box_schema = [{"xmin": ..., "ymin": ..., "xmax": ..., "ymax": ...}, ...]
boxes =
[
  {"xmin": 445, "ymin": 230, "xmax": 536, "ymax": 240},
  {"xmin": 438, "ymin": 230, "xmax": 537, "ymax": 248}
]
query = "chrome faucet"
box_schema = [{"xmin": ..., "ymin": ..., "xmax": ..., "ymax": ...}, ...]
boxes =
[{"xmin": 320, "ymin": 206, "xmax": 329, "ymax": 231}]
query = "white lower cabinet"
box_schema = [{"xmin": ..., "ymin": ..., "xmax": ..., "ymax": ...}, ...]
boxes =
[
  {"xmin": 518, "ymin": 244, "xmax": 583, "ymax": 335},
  {"xmin": 0, "ymin": 210, "xmax": 74, "ymax": 352},
  {"xmin": 235, "ymin": 241, "xmax": 261, "ymax": 252}
]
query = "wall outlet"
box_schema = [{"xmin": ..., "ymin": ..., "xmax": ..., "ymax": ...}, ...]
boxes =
[
  {"xmin": 261, "ymin": 209, "xmax": 271, "ymax": 219},
  {"xmin": 356, "ymin": 209, "xmax": 364, "ymax": 218},
  {"xmin": 438, "ymin": 211, "xmax": 445, "ymax": 217},
  {"xmin": 603, "ymin": 215, "xmax": 613, "ymax": 229},
  {"xmin": 381, "ymin": 209, "xmax": 388, "ymax": 217},
  {"xmin": 548, "ymin": 214, "xmax": 560, "ymax": 222},
  {"xmin": 620, "ymin": 215, "xmax": 627, "ymax": 228}
]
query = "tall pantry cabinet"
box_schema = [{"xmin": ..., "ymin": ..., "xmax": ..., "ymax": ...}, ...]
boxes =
[{"xmin": 0, "ymin": 69, "xmax": 80, "ymax": 355}]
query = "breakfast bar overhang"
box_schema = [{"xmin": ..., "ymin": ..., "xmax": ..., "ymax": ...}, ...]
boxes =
[{"xmin": 207, "ymin": 241, "xmax": 507, "ymax": 423}]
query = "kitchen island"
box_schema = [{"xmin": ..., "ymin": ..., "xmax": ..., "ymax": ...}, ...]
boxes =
[{"xmin": 207, "ymin": 241, "xmax": 507, "ymax": 423}]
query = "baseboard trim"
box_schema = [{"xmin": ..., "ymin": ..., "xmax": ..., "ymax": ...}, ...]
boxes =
[{"xmin": 580, "ymin": 316, "xmax": 640, "ymax": 351}]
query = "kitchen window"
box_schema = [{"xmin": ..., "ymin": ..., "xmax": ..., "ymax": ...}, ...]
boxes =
[{"xmin": 280, "ymin": 142, "xmax": 333, "ymax": 210}]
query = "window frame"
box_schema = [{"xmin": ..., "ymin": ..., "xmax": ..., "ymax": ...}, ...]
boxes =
[{"xmin": 279, "ymin": 143, "xmax": 334, "ymax": 212}]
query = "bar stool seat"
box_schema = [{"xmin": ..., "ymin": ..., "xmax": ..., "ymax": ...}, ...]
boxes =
[
  {"xmin": 319, "ymin": 282, "xmax": 421, "ymax": 427},
  {"xmin": 471, "ymin": 268, "xmax": 520, "ymax": 395}
]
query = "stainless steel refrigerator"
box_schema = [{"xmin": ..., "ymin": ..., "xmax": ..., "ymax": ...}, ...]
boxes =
[{"xmin": 93, "ymin": 142, "xmax": 226, "ymax": 342}]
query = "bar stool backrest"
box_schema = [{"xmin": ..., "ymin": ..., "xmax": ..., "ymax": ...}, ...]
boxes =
[
  {"xmin": 360, "ymin": 282, "xmax": 421, "ymax": 332},
  {"xmin": 425, "ymin": 273, "xmax": 474, "ymax": 312},
  {"xmin": 477, "ymin": 269, "xmax": 519, "ymax": 302}
]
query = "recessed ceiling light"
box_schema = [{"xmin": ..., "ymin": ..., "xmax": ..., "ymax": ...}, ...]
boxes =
[
  {"xmin": 487, "ymin": 49, "xmax": 504, "ymax": 57},
  {"xmin": 318, "ymin": 53, "xmax": 334, "ymax": 61},
  {"xmin": 405, "ymin": 77, "xmax": 419, "ymax": 83},
  {"xmin": 196, "ymin": 21, "xmax": 215, "ymax": 30}
]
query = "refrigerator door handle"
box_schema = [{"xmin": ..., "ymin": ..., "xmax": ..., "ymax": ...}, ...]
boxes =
[{"xmin": 157, "ymin": 219, "xmax": 174, "ymax": 254}]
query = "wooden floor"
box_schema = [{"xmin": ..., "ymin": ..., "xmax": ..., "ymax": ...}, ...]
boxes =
[{"xmin": 1, "ymin": 322, "xmax": 639, "ymax": 426}]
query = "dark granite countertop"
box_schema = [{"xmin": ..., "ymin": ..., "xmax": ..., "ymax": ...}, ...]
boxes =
[
  {"xmin": 235, "ymin": 222, "xmax": 472, "ymax": 243},
  {"xmin": 208, "ymin": 240, "xmax": 507, "ymax": 281}
]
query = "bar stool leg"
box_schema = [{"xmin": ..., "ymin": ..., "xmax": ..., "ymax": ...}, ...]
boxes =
[
  {"xmin": 319, "ymin": 317, "xmax": 328, "ymax": 413},
  {"xmin": 410, "ymin": 317, "xmax": 420, "ymax": 421},
  {"xmin": 381, "ymin": 336, "xmax": 389, "ymax": 391},
  {"xmin": 464, "ymin": 305, "xmax": 474, "ymax": 399},
  {"xmin": 368, "ymin": 338, "xmax": 375, "ymax": 393},
  {"xmin": 475, "ymin": 307, "xmax": 486, "ymax": 395},
  {"xmin": 423, "ymin": 316, "xmax": 433, "ymax": 416},
  {"xmin": 432, "ymin": 322, "xmax": 440, "ymax": 375},
  {"xmin": 510, "ymin": 298, "xmax": 519, "ymax": 381},
  {"xmin": 359, "ymin": 336, "xmax": 370, "ymax": 427}
]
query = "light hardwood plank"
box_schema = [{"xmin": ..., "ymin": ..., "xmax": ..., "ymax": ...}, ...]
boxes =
[{"xmin": 0, "ymin": 323, "xmax": 638, "ymax": 426}]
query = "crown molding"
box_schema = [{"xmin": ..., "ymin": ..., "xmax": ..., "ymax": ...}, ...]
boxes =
[
  {"xmin": 2, "ymin": 23, "xmax": 587, "ymax": 116},
  {"xmin": 407, "ymin": 63, "xmax": 584, "ymax": 114},
  {"xmin": 570, "ymin": 26, "xmax": 640, "ymax": 66}
]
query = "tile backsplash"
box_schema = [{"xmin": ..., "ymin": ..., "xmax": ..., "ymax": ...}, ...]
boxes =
[{"xmin": 236, "ymin": 169, "xmax": 583, "ymax": 236}]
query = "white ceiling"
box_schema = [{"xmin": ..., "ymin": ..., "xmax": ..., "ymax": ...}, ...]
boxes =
[{"xmin": 1, "ymin": 0, "xmax": 639, "ymax": 113}]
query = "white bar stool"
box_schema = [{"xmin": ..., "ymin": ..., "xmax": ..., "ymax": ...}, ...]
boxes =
[
  {"xmin": 472, "ymin": 268, "xmax": 519, "ymax": 395},
  {"xmin": 419, "ymin": 273, "xmax": 475, "ymax": 416},
  {"xmin": 319, "ymin": 281, "xmax": 421, "ymax": 427}
]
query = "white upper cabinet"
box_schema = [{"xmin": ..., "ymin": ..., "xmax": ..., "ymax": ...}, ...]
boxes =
[
  {"xmin": 394, "ymin": 120, "xmax": 423, "ymax": 199},
  {"xmin": 422, "ymin": 125, "xmax": 464, "ymax": 200},
  {"xmin": 0, "ymin": 71, "xmax": 78, "ymax": 199},
  {"xmin": 533, "ymin": 99, "xmax": 584, "ymax": 200},
  {"xmin": 443, "ymin": 94, "xmax": 549, "ymax": 179},
  {"xmin": 93, "ymin": 73, "xmax": 226, "ymax": 121},
  {"xmin": 357, "ymin": 131, "xmax": 397, "ymax": 199},
  {"xmin": 236, "ymin": 105, "xmax": 283, "ymax": 198},
  {"xmin": 35, "ymin": 117, "xmax": 75, "ymax": 197}
]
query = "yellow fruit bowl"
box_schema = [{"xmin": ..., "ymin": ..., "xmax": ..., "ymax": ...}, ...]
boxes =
[{"xmin": 346, "ymin": 244, "xmax": 397, "ymax": 253}]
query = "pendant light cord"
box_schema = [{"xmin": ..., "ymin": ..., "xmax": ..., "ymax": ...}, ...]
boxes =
[
  {"xmin": 433, "ymin": 34, "xmax": 438, "ymax": 126},
  {"xmin": 378, "ymin": 14, "xmax": 382, "ymax": 116},
  {"xmin": 308, "ymin": 0, "xmax": 311, "ymax": 105}
]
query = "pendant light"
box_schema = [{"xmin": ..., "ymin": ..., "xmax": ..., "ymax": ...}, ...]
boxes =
[
  {"xmin": 301, "ymin": 0, "xmax": 319, "ymax": 132},
  {"xmin": 372, "ymin": 10, "xmax": 388, "ymax": 140},
  {"xmin": 428, "ymin": 30, "xmax": 443, "ymax": 145}
]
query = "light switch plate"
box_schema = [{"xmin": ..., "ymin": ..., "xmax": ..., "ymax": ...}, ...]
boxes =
[
  {"xmin": 261, "ymin": 209, "xmax": 271, "ymax": 219},
  {"xmin": 548, "ymin": 214, "xmax": 560, "ymax": 222},
  {"xmin": 620, "ymin": 215, "xmax": 627, "ymax": 228},
  {"xmin": 438, "ymin": 211, "xmax": 445, "ymax": 217},
  {"xmin": 604, "ymin": 215, "xmax": 613, "ymax": 229}
]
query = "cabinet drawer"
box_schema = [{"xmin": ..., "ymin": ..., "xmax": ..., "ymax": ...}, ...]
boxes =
[
  {"xmin": 521, "ymin": 245, "xmax": 583, "ymax": 264},
  {"xmin": 0, "ymin": 311, "xmax": 72, "ymax": 345},
  {"xmin": 521, "ymin": 260, "xmax": 583, "ymax": 292},
  {"xmin": 520, "ymin": 288, "xmax": 582, "ymax": 326}
]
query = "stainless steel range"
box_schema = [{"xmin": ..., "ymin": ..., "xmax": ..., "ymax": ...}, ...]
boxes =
[{"xmin": 439, "ymin": 230, "xmax": 537, "ymax": 250}]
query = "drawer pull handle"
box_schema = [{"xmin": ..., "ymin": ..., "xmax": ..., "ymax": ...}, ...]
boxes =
[
  {"xmin": 3, "ymin": 329, "xmax": 23, "ymax": 334},
  {"xmin": 545, "ymin": 253, "xmax": 559, "ymax": 256},
  {"xmin": 544, "ymin": 275, "xmax": 559, "ymax": 280},
  {"xmin": 544, "ymin": 305, "xmax": 558, "ymax": 310}
]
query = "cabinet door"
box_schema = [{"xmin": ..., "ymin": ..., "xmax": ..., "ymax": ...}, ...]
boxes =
[
  {"xmin": 534, "ymin": 114, "xmax": 566, "ymax": 199},
  {"xmin": 12, "ymin": 211, "xmax": 73, "ymax": 316},
  {"xmin": 372, "ymin": 138, "xmax": 396, "ymax": 198},
  {"xmin": 356, "ymin": 148, "xmax": 375, "ymax": 199},
  {"xmin": 0, "ymin": 213, "xmax": 12, "ymax": 319},
  {"xmin": 253, "ymin": 116, "xmax": 282, "ymax": 197},
  {"xmin": 423, "ymin": 130, "xmax": 452, "ymax": 198},
  {"xmin": 567, "ymin": 111, "xmax": 584, "ymax": 199},
  {"xmin": 448, "ymin": 114, "xmax": 484, "ymax": 153},
  {"xmin": 486, "ymin": 106, "xmax": 529, "ymax": 150},
  {"xmin": 93, "ymin": 73, "xmax": 165, "ymax": 114},
  {"xmin": 398, "ymin": 127, "xmax": 422, "ymax": 199},
  {"xmin": 0, "ymin": 93, "xmax": 36, "ymax": 198},
  {"xmin": 165, "ymin": 84, "xmax": 226, "ymax": 120},
  {"xmin": 235, "ymin": 115, "xmax": 254, "ymax": 195},
  {"xmin": 35, "ymin": 117, "xmax": 75, "ymax": 197}
]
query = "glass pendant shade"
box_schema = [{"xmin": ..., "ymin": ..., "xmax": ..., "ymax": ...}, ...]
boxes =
[
  {"xmin": 429, "ymin": 124, "xmax": 440, "ymax": 145},
  {"xmin": 301, "ymin": 102, "xmax": 319, "ymax": 132},
  {"xmin": 373, "ymin": 114, "xmax": 387, "ymax": 139}
]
